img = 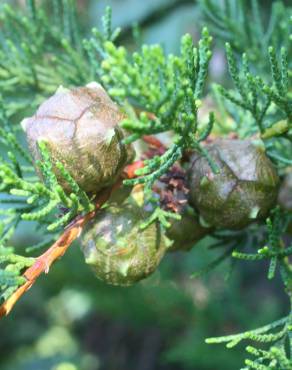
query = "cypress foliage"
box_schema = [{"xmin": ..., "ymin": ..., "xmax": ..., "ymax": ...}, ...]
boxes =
[{"xmin": 0, "ymin": 1, "xmax": 291, "ymax": 368}]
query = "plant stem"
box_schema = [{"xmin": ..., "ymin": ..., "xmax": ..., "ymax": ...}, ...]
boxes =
[
  {"xmin": 0, "ymin": 185, "xmax": 115, "ymax": 317},
  {"xmin": 0, "ymin": 158, "xmax": 146, "ymax": 318}
]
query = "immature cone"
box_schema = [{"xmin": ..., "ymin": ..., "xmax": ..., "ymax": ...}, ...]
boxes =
[
  {"xmin": 188, "ymin": 139, "xmax": 279, "ymax": 229},
  {"xmin": 22, "ymin": 82, "xmax": 135, "ymax": 194},
  {"xmin": 167, "ymin": 207, "xmax": 210, "ymax": 251},
  {"xmin": 80, "ymin": 204, "xmax": 167, "ymax": 286}
]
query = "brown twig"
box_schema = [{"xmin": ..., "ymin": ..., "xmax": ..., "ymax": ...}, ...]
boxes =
[
  {"xmin": 142, "ymin": 135, "xmax": 165, "ymax": 149},
  {"xmin": 123, "ymin": 160, "xmax": 145, "ymax": 178},
  {"xmin": 0, "ymin": 213, "xmax": 92, "ymax": 317},
  {"xmin": 0, "ymin": 178, "xmax": 124, "ymax": 318},
  {"xmin": 0, "ymin": 146, "xmax": 161, "ymax": 318}
]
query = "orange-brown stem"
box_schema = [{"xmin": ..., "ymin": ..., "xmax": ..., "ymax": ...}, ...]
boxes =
[
  {"xmin": 0, "ymin": 175, "xmax": 127, "ymax": 318},
  {"xmin": 0, "ymin": 214, "xmax": 92, "ymax": 317},
  {"xmin": 123, "ymin": 160, "xmax": 145, "ymax": 179},
  {"xmin": 142, "ymin": 135, "xmax": 165, "ymax": 149}
]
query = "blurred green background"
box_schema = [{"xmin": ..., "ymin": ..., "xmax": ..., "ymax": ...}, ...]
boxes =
[{"xmin": 0, "ymin": 1, "xmax": 288, "ymax": 369}]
